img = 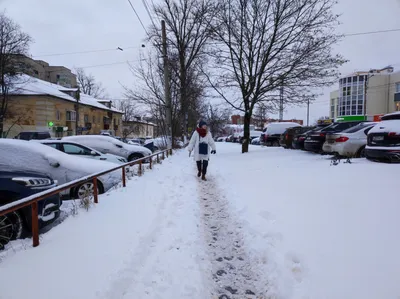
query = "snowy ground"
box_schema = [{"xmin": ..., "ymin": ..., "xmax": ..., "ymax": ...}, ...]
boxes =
[{"xmin": 0, "ymin": 143, "xmax": 399, "ymax": 299}]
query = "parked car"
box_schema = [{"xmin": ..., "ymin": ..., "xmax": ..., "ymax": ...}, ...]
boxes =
[
  {"xmin": 0, "ymin": 170, "xmax": 61, "ymax": 249},
  {"xmin": 0, "ymin": 139, "xmax": 122, "ymax": 200},
  {"xmin": 365, "ymin": 112, "xmax": 400, "ymax": 162},
  {"xmin": 216, "ymin": 136, "xmax": 228, "ymax": 142},
  {"xmin": 34, "ymin": 140, "xmax": 128, "ymax": 164},
  {"xmin": 304, "ymin": 121, "xmax": 364, "ymax": 153},
  {"xmin": 62, "ymin": 135, "xmax": 152, "ymax": 162},
  {"xmin": 322, "ymin": 122, "xmax": 377, "ymax": 158},
  {"xmin": 292, "ymin": 125, "xmax": 331, "ymax": 150},
  {"xmin": 13, "ymin": 131, "xmax": 51, "ymax": 140},
  {"xmin": 251, "ymin": 137, "xmax": 261, "ymax": 145},
  {"xmin": 280, "ymin": 126, "xmax": 314, "ymax": 149},
  {"xmin": 260, "ymin": 122, "xmax": 302, "ymax": 146}
]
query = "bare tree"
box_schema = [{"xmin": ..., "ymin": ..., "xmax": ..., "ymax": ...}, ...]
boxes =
[
  {"xmin": 204, "ymin": 104, "xmax": 231, "ymax": 136},
  {"xmin": 75, "ymin": 68, "xmax": 106, "ymax": 98},
  {"xmin": 150, "ymin": 0, "xmax": 216, "ymax": 142},
  {"xmin": 0, "ymin": 12, "xmax": 32, "ymax": 138},
  {"xmin": 205, "ymin": 0, "xmax": 346, "ymax": 153},
  {"xmin": 252, "ymin": 103, "xmax": 270, "ymax": 129},
  {"xmin": 115, "ymin": 98, "xmax": 138, "ymax": 122}
]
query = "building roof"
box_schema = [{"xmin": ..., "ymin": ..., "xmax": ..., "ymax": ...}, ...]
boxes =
[
  {"xmin": 9, "ymin": 74, "xmax": 123, "ymax": 114},
  {"xmin": 123, "ymin": 119, "xmax": 157, "ymax": 126}
]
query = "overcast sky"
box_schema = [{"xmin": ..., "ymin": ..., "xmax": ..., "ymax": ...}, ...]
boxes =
[{"xmin": 3, "ymin": 0, "xmax": 400, "ymax": 124}]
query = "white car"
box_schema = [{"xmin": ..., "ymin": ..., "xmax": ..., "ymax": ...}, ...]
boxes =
[
  {"xmin": 366, "ymin": 112, "xmax": 400, "ymax": 162},
  {"xmin": 322, "ymin": 122, "xmax": 377, "ymax": 158},
  {"xmin": 0, "ymin": 139, "xmax": 122, "ymax": 200},
  {"xmin": 34, "ymin": 140, "xmax": 128, "ymax": 164},
  {"xmin": 260, "ymin": 122, "xmax": 302, "ymax": 146},
  {"xmin": 62, "ymin": 135, "xmax": 152, "ymax": 162}
]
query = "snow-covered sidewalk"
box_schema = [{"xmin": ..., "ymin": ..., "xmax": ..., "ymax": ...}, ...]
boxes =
[
  {"xmin": 0, "ymin": 153, "xmax": 211, "ymax": 299},
  {"xmin": 1, "ymin": 143, "xmax": 400, "ymax": 299}
]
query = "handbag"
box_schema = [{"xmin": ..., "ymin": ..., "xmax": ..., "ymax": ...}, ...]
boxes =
[{"xmin": 198, "ymin": 134, "xmax": 208, "ymax": 155}]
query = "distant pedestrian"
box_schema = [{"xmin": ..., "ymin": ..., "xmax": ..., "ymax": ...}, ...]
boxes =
[{"xmin": 188, "ymin": 120, "xmax": 216, "ymax": 181}]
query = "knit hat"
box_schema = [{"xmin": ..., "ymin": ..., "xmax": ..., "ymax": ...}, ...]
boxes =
[{"xmin": 198, "ymin": 120, "xmax": 207, "ymax": 128}]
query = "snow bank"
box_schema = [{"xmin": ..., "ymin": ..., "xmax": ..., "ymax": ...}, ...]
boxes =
[{"xmin": 213, "ymin": 143, "xmax": 400, "ymax": 299}]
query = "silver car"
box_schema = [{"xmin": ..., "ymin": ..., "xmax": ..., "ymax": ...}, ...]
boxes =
[
  {"xmin": 63, "ymin": 135, "xmax": 152, "ymax": 161},
  {"xmin": 322, "ymin": 122, "xmax": 377, "ymax": 158},
  {"xmin": 34, "ymin": 140, "xmax": 128, "ymax": 164},
  {"xmin": 0, "ymin": 139, "xmax": 122, "ymax": 200}
]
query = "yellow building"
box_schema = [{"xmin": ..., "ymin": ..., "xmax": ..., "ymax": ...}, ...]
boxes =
[{"xmin": 4, "ymin": 75, "xmax": 123, "ymax": 138}]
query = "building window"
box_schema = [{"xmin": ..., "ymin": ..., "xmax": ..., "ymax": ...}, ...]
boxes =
[
  {"xmin": 84, "ymin": 114, "xmax": 89, "ymax": 123},
  {"xmin": 396, "ymin": 82, "xmax": 400, "ymax": 93},
  {"xmin": 34, "ymin": 70, "xmax": 39, "ymax": 75},
  {"xmin": 56, "ymin": 110, "xmax": 61, "ymax": 121},
  {"xmin": 66, "ymin": 110, "xmax": 76, "ymax": 121}
]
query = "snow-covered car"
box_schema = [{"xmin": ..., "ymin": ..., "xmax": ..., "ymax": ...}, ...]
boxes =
[
  {"xmin": 366, "ymin": 112, "xmax": 400, "ymax": 162},
  {"xmin": 261, "ymin": 122, "xmax": 302, "ymax": 146},
  {"xmin": 33, "ymin": 140, "xmax": 128, "ymax": 164},
  {"xmin": 251, "ymin": 137, "xmax": 260, "ymax": 145},
  {"xmin": 145, "ymin": 136, "xmax": 183, "ymax": 150},
  {"xmin": 62, "ymin": 135, "xmax": 152, "ymax": 162},
  {"xmin": 0, "ymin": 139, "xmax": 122, "ymax": 200},
  {"xmin": 322, "ymin": 122, "xmax": 377, "ymax": 158}
]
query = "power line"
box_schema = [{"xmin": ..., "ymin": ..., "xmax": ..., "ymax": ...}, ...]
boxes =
[
  {"xmin": 33, "ymin": 46, "xmax": 142, "ymax": 58},
  {"xmin": 127, "ymin": 0, "xmax": 149, "ymax": 36},
  {"xmin": 344, "ymin": 28, "xmax": 400, "ymax": 37}
]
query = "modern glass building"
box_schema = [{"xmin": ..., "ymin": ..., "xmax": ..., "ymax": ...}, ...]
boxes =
[
  {"xmin": 338, "ymin": 75, "xmax": 367, "ymax": 117},
  {"xmin": 330, "ymin": 67, "xmax": 399, "ymax": 122}
]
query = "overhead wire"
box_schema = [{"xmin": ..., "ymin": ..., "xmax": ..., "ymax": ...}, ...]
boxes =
[
  {"xmin": 30, "ymin": 27, "xmax": 400, "ymax": 59},
  {"xmin": 127, "ymin": 0, "xmax": 149, "ymax": 36}
]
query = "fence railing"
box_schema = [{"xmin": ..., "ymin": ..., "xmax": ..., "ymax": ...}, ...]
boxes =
[{"xmin": 0, "ymin": 148, "xmax": 173, "ymax": 248}]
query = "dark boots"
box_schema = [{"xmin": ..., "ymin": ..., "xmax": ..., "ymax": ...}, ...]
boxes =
[
  {"xmin": 202, "ymin": 160, "xmax": 208, "ymax": 181},
  {"xmin": 196, "ymin": 160, "xmax": 209, "ymax": 180},
  {"xmin": 196, "ymin": 161, "xmax": 202, "ymax": 177}
]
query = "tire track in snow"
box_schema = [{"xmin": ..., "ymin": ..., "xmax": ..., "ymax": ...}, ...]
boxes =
[{"xmin": 198, "ymin": 176, "xmax": 266, "ymax": 299}]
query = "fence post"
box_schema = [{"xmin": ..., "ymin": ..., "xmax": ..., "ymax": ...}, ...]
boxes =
[
  {"xmin": 138, "ymin": 161, "xmax": 142, "ymax": 176},
  {"xmin": 93, "ymin": 178, "xmax": 98, "ymax": 204},
  {"xmin": 31, "ymin": 202, "xmax": 39, "ymax": 247},
  {"xmin": 162, "ymin": 151, "xmax": 165, "ymax": 160},
  {"xmin": 122, "ymin": 167, "xmax": 126, "ymax": 187},
  {"xmin": 169, "ymin": 148, "xmax": 172, "ymax": 155},
  {"xmin": 166, "ymin": 150, "xmax": 169, "ymax": 158},
  {"xmin": 157, "ymin": 154, "xmax": 160, "ymax": 163},
  {"xmin": 149, "ymin": 157, "xmax": 152, "ymax": 169}
]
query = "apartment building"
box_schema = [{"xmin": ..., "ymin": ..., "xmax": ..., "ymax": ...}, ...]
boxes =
[
  {"xmin": 330, "ymin": 66, "xmax": 400, "ymax": 121},
  {"xmin": 5, "ymin": 75, "xmax": 123, "ymax": 138},
  {"xmin": 18, "ymin": 55, "xmax": 77, "ymax": 88}
]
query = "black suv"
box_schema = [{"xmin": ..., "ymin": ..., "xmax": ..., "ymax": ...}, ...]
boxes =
[
  {"xmin": 0, "ymin": 171, "xmax": 61, "ymax": 249},
  {"xmin": 304, "ymin": 121, "xmax": 364, "ymax": 153}
]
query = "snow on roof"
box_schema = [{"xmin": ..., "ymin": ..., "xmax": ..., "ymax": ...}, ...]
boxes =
[
  {"xmin": 9, "ymin": 74, "xmax": 122, "ymax": 114},
  {"xmin": 79, "ymin": 93, "xmax": 123, "ymax": 114}
]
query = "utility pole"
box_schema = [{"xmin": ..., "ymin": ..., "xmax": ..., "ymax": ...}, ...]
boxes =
[
  {"xmin": 161, "ymin": 20, "xmax": 172, "ymax": 148},
  {"xmin": 306, "ymin": 98, "xmax": 310, "ymax": 126}
]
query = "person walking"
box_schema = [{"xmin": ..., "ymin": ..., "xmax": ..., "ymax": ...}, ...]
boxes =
[{"xmin": 188, "ymin": 120, "xmax": 216, "ymax": 181}]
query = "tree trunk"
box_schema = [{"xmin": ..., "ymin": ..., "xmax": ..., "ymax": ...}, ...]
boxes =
[
  {"xmin": 241, "ymin": 112, "xmax": 251, "ymax": 153},
  {"xmin": 0, "ymin": 118, "xmax": 4, "ymax": 138}
]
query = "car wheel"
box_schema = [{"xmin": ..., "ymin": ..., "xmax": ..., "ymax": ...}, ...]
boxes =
[
  {"xmin": 128, "ymin": 153, "xmax": 144, "ymax": 162},
  {"xmin": 74, "ymin": 181, "xmax": 102, "ymax": 200},
  {"xmin": 0, "ymin": 211, "xmax": 23, "ymax": 250},
  {"xmin": 357, "ymin": 146, "xmax": 366, "ymax": 158},
  {"xmin": 153, "ymin": 146, "xmax": 159, "ymax": 152},
  {"xmin": 272, "ymin": 141, "xmax": 280, "ymax": 147}
]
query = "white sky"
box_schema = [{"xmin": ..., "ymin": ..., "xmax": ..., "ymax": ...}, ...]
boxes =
[{"xmin": 3, "ymin": 0, "xmax": 400, "ymax": 124}]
